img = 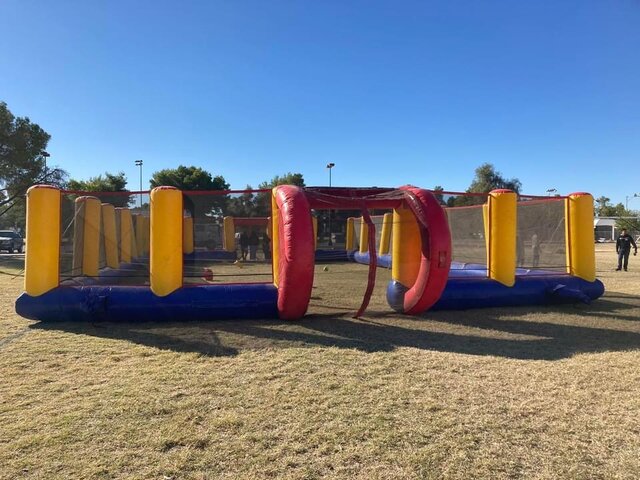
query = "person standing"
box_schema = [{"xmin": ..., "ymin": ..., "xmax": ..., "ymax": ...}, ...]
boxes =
[
  {"xmin": 248, "ymin": 230, "xmax": 259, "ymax": 261},
  {"xmin": 239, "ymin": 231, "xmax": 249, "ymax": 261},
  {"xmin": 262, "ymin": 232, "xmax": 271, "ymax": 260},
  {"xmin": 531, "ymin": 233, "xmax": 540, "ymax": 268},
  {"xmin": 616, "ymin": 228, "xmax": 637, "ymax": 271},
  {"xmin": 516, "ymin": 235, "xmax": 525, "ymax": 268}
]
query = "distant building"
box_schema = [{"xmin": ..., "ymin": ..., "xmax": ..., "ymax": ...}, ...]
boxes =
[{"xmin": 594, "ymin": 218, "xmax": 617, "ymax": 242}]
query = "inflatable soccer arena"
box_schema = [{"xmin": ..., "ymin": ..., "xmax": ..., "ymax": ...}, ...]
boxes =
[{"xmin": 15, "ymin": 184, "xmax": 604, "ymax": 321}]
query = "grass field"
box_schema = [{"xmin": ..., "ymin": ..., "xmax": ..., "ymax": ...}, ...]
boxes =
[{"xmin": 1, "ymin": 246, "xmax": 639, "ymax": 479}]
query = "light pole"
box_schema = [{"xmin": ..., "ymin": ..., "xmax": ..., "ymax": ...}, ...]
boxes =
[
  {"xmin": 327, "ymin": 162, "xmax": 335, "ymax": 188},
  {"xmin": 326, "ymin": 162, "xmax": 335, "ymax": 246},
  {"xmin": 135, "ymin": 159, "xmax": 143, "ymax": 207},
  {"xmin": 41, "ymin": 151, "xmax": 50, "ymax": 183},
  {"xmin": 626, "ymin": 193, "xmax": 640, "ymax": 210},
  {"xmin": 546, "ymin": 188, "xmax": 557, "ymax": 196}
]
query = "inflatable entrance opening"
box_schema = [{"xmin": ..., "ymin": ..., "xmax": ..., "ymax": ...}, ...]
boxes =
[{"xmin": 272, "ymin": 186, "xmax": 452, "ymax": 319}]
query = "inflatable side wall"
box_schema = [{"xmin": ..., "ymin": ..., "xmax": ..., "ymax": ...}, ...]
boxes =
[{"xmin": 15, "ymin": 185, "xmax": 604, "ymax": 322}]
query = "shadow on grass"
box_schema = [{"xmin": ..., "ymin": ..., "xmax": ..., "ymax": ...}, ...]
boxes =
[
  {"xmin": 29, "ymin": 293, "xmax": 640, "ymax": 360},
  {"xmin": 0, "ymin": 254, "xmax": 25, "ymax": 274}
]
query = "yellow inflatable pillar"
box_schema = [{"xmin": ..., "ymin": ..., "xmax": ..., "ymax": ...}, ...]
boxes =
[
  {"xmin": 392, "ymin": 206, "xmax": 421, "ymax": 287},
  {"xmin": 271, "ymin": 193, "xmax": 280, "ymax": 286},
  {"xmin": 134, "ymin": 214, "xmax": 146, "ymax": 257},
  {"xmin": 482, "ymin": 203, "xmax": 489, "ymax": 261},
  {"xmin": 379, "ymin": 212, "xmax": 392, "ymax": 256},
  {"xmin": 80, "ymin": 197, "xmax": 101, "ymax": 277},
  {"xmin": 150, "ymin": 187, "xmax": 183, "ymax": 296},
  {"xmin": 101, "ymin": 203, "xmax": 119, "ymax": 268},
  {"xmin": 223, "ymin": 216, "xmax": 235, "ymax": 252},
  {"xmin": 72, "ymin": 199, "xmax": 86, "ymax": 277},
  {"xmin": 116, "ymin": 208, "xmax": 132, "ymax": 263},
  {"xmin": 487, "ymin": 189, "xmax": 517, "ymax": 286},
  {"xmin": 183, "ymin": 216, "xmax": 194, "ymax": 254},
  {"xmin": 24, "ymin": 185, "xmax": 61, "ymax": 296},
  {"xmin": 129, "ymin": 212, "xmax": 139, "ymax": 260},
  {"xmin": 142, "ymin": 215, "xmax": 150, "ymax": 256},
  {"xmin": 312, "ymin": 216, "xmax": 318, "ymax": 249},
  {"xmin": 345, "ymin": 217, "xmax": 355, "ymax": 251},
  {"xmin": 565, "ymin": 193, "xmax": 596, "ymax": 281},
  {"xmin": 359, "ymin": 217, "xmax": 369, "ymax": 254}
]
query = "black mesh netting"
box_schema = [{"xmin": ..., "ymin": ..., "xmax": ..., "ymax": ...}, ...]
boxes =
[
  {"xmin": 517, "ymin": 198, "xmax": 567, "ymax": 271},
  {"xmin": 344, "ymin": 214, "xmax": 391, "ymax": 254},
  {"xmin": 311, "ymin": 206, "xmax": 393, "ymax": 316},
  {"xmin": 60, "ymin": 191, "xmax": 150, "ymax": 285},
  {"xmin": 442, "ymin": 193, "xmax": 489, "ymax": 269},
  {"xmin": 183, "ymin": 190, "xmax": 273, "ymax": 285}
]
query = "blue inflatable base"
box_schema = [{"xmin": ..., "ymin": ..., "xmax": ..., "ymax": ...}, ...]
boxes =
[
  {"xmin": 387, "ymin": 272, "xmax": 605, "ymax": 312},
  {"xmin": 17, "ymin": 264, "xmax": 605, "ymax": 322},
  {"xmin": 434, "ymin": 274, "xmax": 604, "ymax": 310},
  {"xmin": 315, "ymin": 249, "xmax": 350, "ymax": 262},
  {"xmin": 15, "ymin": 284, "xmax": 279, "ymax": 322},
  {"xmin": 353, "ymin": 251, "xmax": 392, "ymax": 269},
  {"xmin": 184, "ymin": 250, "xmax": 348, "ymax": 263}
]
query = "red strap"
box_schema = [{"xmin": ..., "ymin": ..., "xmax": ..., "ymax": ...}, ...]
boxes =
[{"xmin": 354, "ymin": 206, "xmax": 377, "ymax": 318}]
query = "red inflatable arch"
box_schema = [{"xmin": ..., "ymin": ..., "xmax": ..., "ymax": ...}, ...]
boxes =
[{"xmin": 270, "ymin": 185, "xmax": 452, "ymax": 320}]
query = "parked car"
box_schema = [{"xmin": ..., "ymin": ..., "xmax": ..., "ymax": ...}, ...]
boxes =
[{"xmin": 0, "ymin": 230, "xmax": 24, "ymax": 253}]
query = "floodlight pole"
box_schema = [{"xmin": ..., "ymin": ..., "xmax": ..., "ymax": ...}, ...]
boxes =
[
  {"xmin": 546, "ymin": 188, "xmax": 557, "ymax": 196},
  {"xmin": 326, "ymin": 162, "xmax": 335, "ymax": 246},
  {"xmin": 626, "ymin": 193, "xmax": 640, "ymax": 210},
  {"xmin": 135, "ymin": 159, "xmax": 143, "ymax": 207},
  {"xmin": 41, "ymin": 151, "xmax": 50, "ymax": 184}
]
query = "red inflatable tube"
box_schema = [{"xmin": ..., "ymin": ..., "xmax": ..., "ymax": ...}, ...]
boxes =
[
  {"xmin": 399, "ymin": 186, "xmax": 452, "ymax": 314},
  {"xmin": 273, "ymin": 186, "xmax": 315, "ymax": 320}
]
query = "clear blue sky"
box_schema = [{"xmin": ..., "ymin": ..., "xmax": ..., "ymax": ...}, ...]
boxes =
[{"xmin": 1, "ymin": 1, "xmax": 639, "ymax": 207}]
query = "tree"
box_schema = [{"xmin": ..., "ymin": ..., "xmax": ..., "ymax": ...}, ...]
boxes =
[
  {"xmin": 0, "ymin": 166, "xmax": 68, "ymax": 230},
  {"xmin": 226, "ymin": 185, "xmax": 257, "ymax": 217},
  {"xmin": 467, "ymin": 163, "xmax": 521, "ymax": 193},
  {"xmin": 1, "ymin": 102, "xmax": 49, "ymax": 192},
  {"xmin": 150, "ymin": 165, "xmax": 229, "ymax": 191},
  {"xmin": 258, "ymin": 172, "xmax": 305, "ymax": 190},
  {"xmin": 455, "ymin": 163, "xmax": 522, "ymax": 206},
  {"xmin": 594, "ymin": 196, "xmax": 639, "ymax": 231},
  {"xmin": 67, "ymin": 172, "xmax": 132, "ymax": 207},
  {"xmin": 595, "ymin": 196, "xmax": 615, "ymax": 216},
  {"xmin": 432, "ymin": 185, "xmax": 445, "ymax": 205},
  {"xmin": 616, "ymin": 215, "xmax": 640, "ymax": 233},
  {"xmin": 595, "ymin": 196, "xmax": 631, "ymax": 217},
  {"xmin": 254, "ymin": 172, "xmax": 306, "ymax": 216},
  {"xmin": 150, "ymin": 165, "xmax": 230, "ymax": 217},
  {"xmin": 0, "ymin": 102, "xmax": 67, "ymax": 230}
]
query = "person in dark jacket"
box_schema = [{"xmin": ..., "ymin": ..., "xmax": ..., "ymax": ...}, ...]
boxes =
[
  {"xmin": 616, "ymin": 228, "xmax": 637, "ymax": 271},
  {"xmin": 239, "ymin": 231, "xmax": 249, "ymax": 261},
  {"xmin": 262, "ymin": 232, "xmax": 271, "ymax": 260},
  {"xmin": 248, "ymin": 230, "xmax": 260, "ymax": 260}
]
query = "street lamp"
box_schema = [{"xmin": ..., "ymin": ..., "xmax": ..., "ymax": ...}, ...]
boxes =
[
  {"xmin": 41, "ymin": 151, "xmax": 50, "ymax": 183},
  {"xmin": 326, "ymin": 162, "xmax": 335, "ymax": 246},
  {"xmin": 135, "ymin": 159, "xmax": 143, "ymax": 207},
  {"xmin": 626, "ymin": 193, "xmax": 640, "ymax": 210},
  {"xmin": 327, "ymin": 162, "xmax": 335, "ymax": 187}
]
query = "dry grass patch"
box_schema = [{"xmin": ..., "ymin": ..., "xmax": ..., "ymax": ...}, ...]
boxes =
[
  {"xmin": 0, "ymin": 254, "xmax": 29, "ymax": 339},
  {"xmin": 1, "ymin": 247, "xmax": 639, "ymax": 479}
]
